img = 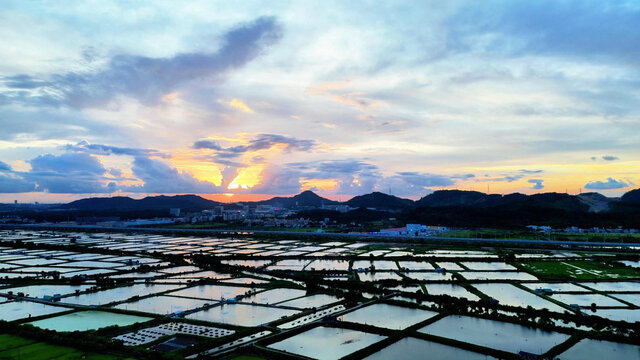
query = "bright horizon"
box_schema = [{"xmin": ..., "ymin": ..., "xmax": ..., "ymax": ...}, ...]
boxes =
[{"xmin": 1, "ymin": 1, "xmax": 639, "ymax": 202}]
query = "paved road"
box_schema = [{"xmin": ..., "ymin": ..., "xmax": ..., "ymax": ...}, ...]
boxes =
[{"xmin": 3, "ymin": 223, "xmax": 640, "ymax": 248}]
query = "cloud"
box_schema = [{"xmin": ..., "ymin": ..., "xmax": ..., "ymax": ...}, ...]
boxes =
[
  {"xmin": 528, "ymin": 179, "xmax": 544, "ymax": 190},
  {"xmin": 26, "ymin": 152, "xmax": 114, "ymax": 193},
  {"xmin": 394, "ymin": 172, "xmax": 457, "ymax": 187},
  {"xmin": 489, "ymin": 174, "xmax": 525, "ymax": 182},
  {"xmin": 0, "ymin": 173, "xmax": 36, "ymax": 193},
  {"xmin": 279, "ymin": 160, "xmax": 462, "ymax": 197},
  {"xmin": 228, "ymin": 98, "xmax": 254, "ymax": 113},
  {"xmin": 458, "ymin": 1, "xmax": 640, "ymax": 63},
  {"xmin": 0, "ymin": 74, "xmax": 49, "ymax": 89},
  {"xmin": 1, "ymin": 153, "xmax": 116, "ymax": 194},
  {"xmin": 29, "ymin": 153, "xmax": 106, "ymax": 175},
  {"xmin": 1, "ymin": 151, "xmax": 224, "ymax": 194},
  {"xmin": 193, "ymin": 140, "xmax": 223, "ymax": 151},
  {"xmin": 602, "ymin": 155, "xmax": 619, "ymax": 161},
  {"xmin": 64, "ymin": 140, "xmax": 170, "ymax": 158},
  {"xmin": 0, "ymin": 17, "xmax": 282, "ymax": 108},
  {"xmin": 519, "ymin": 169, "xmax": 543, "ymax": 174},
  {"xmin": 0, "ymin": 161, "xmax": 11, "ymax": 171},
  {"xmin": 122, "ymin": 156, "xmax": 220, "ymax": 193},
  {"xmin": 288, "ymin": 159, "xmax": 378, "ymax": 177},
  {"xmin": 245, "ymin": 165, "xmax": 302, "ymax": 195},
  {"xmin": 193, "ymin": 134, "xmax": 316, "ymax": 160},
  {"xmin": 584, "ymin": 177, "xmax": 634, "ymax": 190}
]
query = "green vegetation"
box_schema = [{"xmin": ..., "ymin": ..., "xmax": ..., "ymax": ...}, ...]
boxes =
[
  {"xmin": 519, "ymin": 260, "xmax": 640, "ymax": 280},
  {"xmin": 0, "ymin": 334, "xmax": 126, "ymax": 360}
]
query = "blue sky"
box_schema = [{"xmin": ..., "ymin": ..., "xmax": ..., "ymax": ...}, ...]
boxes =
[{"xmin": 1, "ymin": 1, "xmax": 639, "ymax": 202}]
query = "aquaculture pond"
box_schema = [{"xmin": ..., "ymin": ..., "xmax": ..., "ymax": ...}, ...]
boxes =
[
  {"xmin": 419, "ymin": 315, "xmax": 570, "ymax": 355},
  {"xmin": 269, "ymin": 326, "xmax": 385, "ymax": 360},
  {"xmin": 186, "ymin": 303, "xmax": 298, "ymax": 326},
  {"xmin": 611, "ymin": 294, "xmax": 640, "ymax": 306},
  {"xmin": 113, "ymin": 295, "xmax": 213, "ymax": 314},
  {"xmin": 398, "ymin": 261, "xmax": 434, "ymax": 270},
  {"xmin": 588, "ymin": 309, "xmax": 640, "ymax": 323},
  {"xmin": 365, "ymin": 337, "xmax": 497, "ymax": 360},
  {"xmin": 278, "ymin": 294, "xmax": 341, "ymax": 309},
  {"xmin": 0, "ymin": 301, "xmax": 70, "ymax": 321},
  {"xmin": 306, "ymin": 259, "xmax": 350, "ymax": 271},
  {"xmin": 550, "ymin": 293, "xmax": 626, "ymax": 307},
  {"xmin": 244, "ymin": 287, "xmax": 306, "ymax": 304},
  {"xmin": 521, "ymin": 282, "xmax": 588, "ymax": 292},
  {"xmin": 267, "ymin": 259, "xmax": 310, "ymax": 271},
  {"xmin": 434, "ymin": 262, "xmax": 464, "ymax": 270},
  {"xmin": 473, "ymin": 283, "xmax": 567, "ymax": 312},
  {"xmin": 66, "ymin": 283, "xmax": 184, "ymax": 305},
  {"xmin": 461, "ymin": 262, "xmax": 517, "ymax": 271},
  {"xmin": 341, "ymin": 303, "xmax": 438, "ymax": 330},
  {"xmin": 461, "ymin": 271, "xmax": 538, "ymax": 281},
  {"xmin": 218, "ymin": 277, "xmax": 269, "ymax": 285},
  {"xmin": 425, "ymin": 284, "xmax": 480, "ymax": 300},
  {"xmin": 0, "ymin": 284, "xmax": 92, "ymax": 297},
  {"xmin": 556, "ymin": 339, "xmax": 640, "ymax": 360},
  {"xmin": 353, "ymin": 260, "xmax": 398, "ymax": 271},
  {"xmin": 404, "ymin": 272, "xmax": 453, "ymax": 281},
  {"xmin": 358, "ymin": 272, "xmax": 404, "ymax": 282},
  {"xmin": 28, "ymin": 311, "xmax": 152, "ymax": 331},
  {"xmin": 579, "ymin": 282, "xmax": 640, "ymax": 292},
  {"xmin": 167, "ymin": 285, "xmax": 251, "ymax": 301}
]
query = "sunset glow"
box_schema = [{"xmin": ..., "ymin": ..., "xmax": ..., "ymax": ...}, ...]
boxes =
[{"xmin": 0, "ymin": 1, "xmax": 639, "ymax": 202}]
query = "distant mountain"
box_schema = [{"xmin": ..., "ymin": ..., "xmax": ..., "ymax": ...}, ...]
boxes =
[
  {"xmin": 254, "ymin": 190, "xmax": 338, "ymax": 208},
  {"xmin": 415, "ymin": 190, "xmax": 526, "ymax": 207},
  {"xmin": 60, "ymin": 194, "xmax": 220, "ymax": 211},
  {"xmin": 621, "ymin": 188, "xmax": 640, "ymax": 204},
  {"xmin": 501, "ymin": 192, "xmax": 588, "ymax": 212},
  {"xmin": 577, "ymin": 192, "xmax": 614, "ymax": 212},
  {"xmin": 414, "ymin": 189, "xmax": 598, "ymax": 213},
  {"xmin": 346, "ymin": 191, "xmax": 414, "ymax": 211}
]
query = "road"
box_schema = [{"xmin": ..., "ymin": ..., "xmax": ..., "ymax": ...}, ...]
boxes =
[{"xmin": 3, "ymin": 223, "xmax": 640, "ymax": 248}]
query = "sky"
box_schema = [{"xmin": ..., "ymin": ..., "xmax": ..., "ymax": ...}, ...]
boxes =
[{"xmin": 1, "ymin": 0, "xmax": 639, "ymax": 203}]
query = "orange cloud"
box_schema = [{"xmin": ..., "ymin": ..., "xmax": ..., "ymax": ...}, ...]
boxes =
[
  {"xmin": 229, "ymin": 98, "xmax": 254, "ymax": 113},
  {"xmin": 228, "ymin": 165, "xmax": 265, "ymax": 190}
]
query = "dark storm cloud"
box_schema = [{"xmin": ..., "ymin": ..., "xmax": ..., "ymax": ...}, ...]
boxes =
[
  {"xmin": 0, "ymin": 17, "xmax": 282, "ymax": 108},
  {"xmin": 584, "ymin": 177, "xmax": 633, "ymax": 190}
]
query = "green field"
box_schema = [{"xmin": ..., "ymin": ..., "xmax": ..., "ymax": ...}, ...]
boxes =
[
  {"xmin": 0, "ymin": 334, "xmax": 126, "ymax": 360},
  {"xmin": 518, "ymin": 260, "xmax": 640, "ymax": 280}
]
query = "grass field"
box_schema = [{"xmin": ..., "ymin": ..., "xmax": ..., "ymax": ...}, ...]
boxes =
[
  {"xmin": 518, "ymin": 260, "xmax": 640, "ymax": 280},
  {"xmin": 0, "ymin": 334, "xmax": 125, "ymax": 360},
  {"xmin": 441, "ymin": 229, "xmax": 640, "ymax": 243}
]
